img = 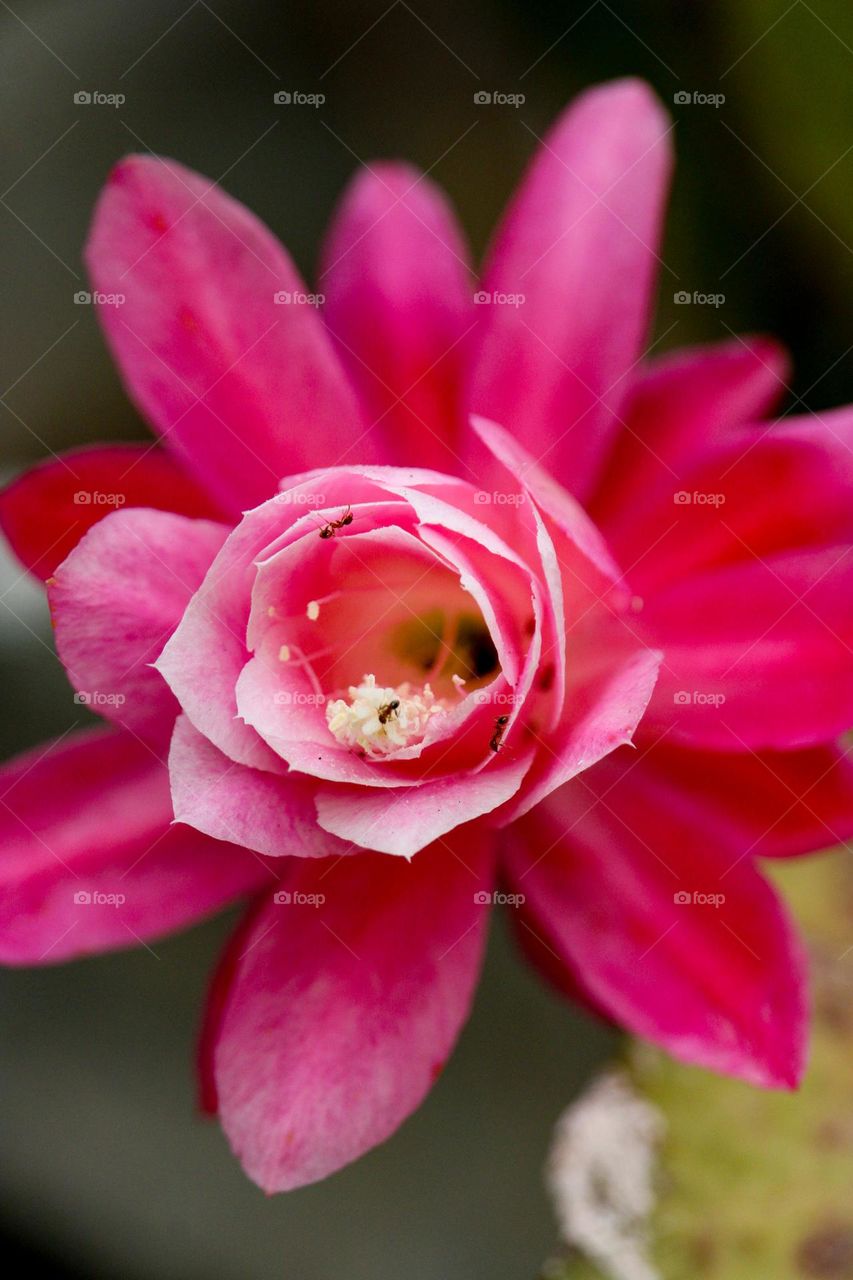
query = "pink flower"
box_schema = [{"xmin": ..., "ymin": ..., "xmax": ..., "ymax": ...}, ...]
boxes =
[{"xmin": 2, "ymin": 78, "xmax": 852, "ymax": 1192}]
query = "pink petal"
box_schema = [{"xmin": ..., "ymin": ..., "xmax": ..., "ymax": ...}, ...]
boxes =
[
  {"xmin": 48, "ymin": 508, "xmax": 229, "ymax": 739},
  {"xmin": 503, "ymin": 752, "xmax": 808, "ymax": 1087},
  {"xmin": 0, "ymin": 727, "xmax": 271, "ymax": 965},
  {"xmin": 468, "ymin": 79, "xmax": 672, "ymax": 499},
  {"xmin": 315, "ymin": 747, "xmax": 536, "ymax": 857},
  {"xmin": 202, "ymin": 833, "xmax": 494, "ymax": 1190},
  {"xmin": 85, "ymin": 155, "xmax": 372, "ymax": 515},
  {"xmin": 320, "ymin": 163, "xmax": 474, "ymax": 472},
  {"xmin": 0, "ymin": 444, "xmax": 222, "ymax": 580},
  {"xmin": 590, "ymin": 335, "xmax": 790, "ymax": 538},
  {"xmin": 168, "ymin": 715, "xmax": 345, "ymax": 859},
  {"xmin": 639, "ymin": 546, "xmax": 853, "ymax": 749}
]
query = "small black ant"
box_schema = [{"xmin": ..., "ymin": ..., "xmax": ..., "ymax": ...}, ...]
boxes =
[
  {"xmin": 377, "ymin": 699, "xmax": 400, "ymax": 725},
  {"xmin": 318, "ymin": 506, "xmax": 354, "ymax": 539},
  {"xmin": 489, "ymin": 714, "xmax": 509, "ymax": 752}
]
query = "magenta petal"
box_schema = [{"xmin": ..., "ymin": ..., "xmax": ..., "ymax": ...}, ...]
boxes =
[
  {"xmin": 469, "ymin": 79, "xmax": 672, "ymax": 499},
  {"xmin": 0, "ymin": 727, "xmax": 271, "ymax": 964},
  {"xmin": 86, "ymin": 155, "xmax": 372, "ymax": 514},
  {"xmin": 0, "ymin": 444, "xmax": 223, "ymax": 581},
  {"xmin": 203, "ymin": 833, "xmax": 494, "ymax": 1191},
  {"xmin": 640, "ymin": 546, "xmax": 853, "ymax": 750},
  {"xmin": 49, "ymin": 508, "xmax": 229, "ymax": 739},
  {"xmin": 321, "ymin": 163, "xmax": 474, "ymax": 472},
  {"xmin": 503, "ymin": 754, "xmax": 809, "ymax": 1088},
  {"xmin": 168, "ymin": 715, "xmax": 345, "ymax": 858},
  {"xmin": 591, "ymin": 335, "xmax": 790, "ymax": 540}
]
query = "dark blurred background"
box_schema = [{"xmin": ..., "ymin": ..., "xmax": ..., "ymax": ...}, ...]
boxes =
[{"xmin": 1, "ymin": 1, "xmax": 852, "ymax": 1276}]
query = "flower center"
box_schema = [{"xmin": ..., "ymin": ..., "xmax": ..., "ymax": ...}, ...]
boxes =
[{"xmin": 325, "ymin": 674, "xmax": 451, "ymax": 758}]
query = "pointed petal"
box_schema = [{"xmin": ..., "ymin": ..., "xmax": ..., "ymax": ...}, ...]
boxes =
[
  {"xmin": 320, "ymin": 163, "xmax": 474, "ymax": 472},
  {"xmin": 504, "ymin": 752, "xmax": 808, "ymax": 1087},
  {"xmin": 0, "ymin": 444, "xmax": 222, "ymax": 581},
  {"xmin": 0, "ymin": 727, "xmax": 270, "ymax": 964},
  {"xmin": 203, "ymin": 834, "xmax": 494, "ymax": 1190},
  {"xmin": 86, "ymin": 155, "xmax": 372, "ymax": 514},
  {"xmin": 469, "ymin": 79, "xmax": 672, "ymax": 499}
]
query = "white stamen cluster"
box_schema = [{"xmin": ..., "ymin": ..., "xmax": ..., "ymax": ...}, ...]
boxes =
[{"xmin": 326, "ymin": 674, "xmax": 447, "ymax": 757}]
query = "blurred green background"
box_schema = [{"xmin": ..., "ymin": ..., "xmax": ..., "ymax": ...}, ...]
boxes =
[{"xmin": 1, "ymin": 1, "xmax": 852, "ymax": 1276}]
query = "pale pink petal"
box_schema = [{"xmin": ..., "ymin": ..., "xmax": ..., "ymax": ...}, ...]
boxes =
[
  {"xmin": 86, "ymin": 155, "xmax": 373, "ymax": 514},
  {"xmin": 168, "ymin": 715, "xmax": 345, "ymax": 859},
  {"xmin": 315, "ymin": 747, "xmax": 535, "ymax": 857},
  {"xmin": 468, "ymin": 79, "xmax": 672, "ymax": 499},
  {"xmin": 320, "ymin": 163, "xmax": 474, "ymax": 472},
  {"xmin": 49, "ymin": 508, "xmax": 229, "ymax": 739},
  {"xmin": 500, "ymin": 646, "xmax": 661, "ymax": 822},
  {"xmin": 639, "ymin": 546, "xmax": 853, "ymax": 749},
  {"xmin": 503, "ymin": 755, "xmax": 808, "ymax": 1088},
  {"xmin": 0, "ymin": 727, "xmax": 270, "ymax": 965},
  {"xmin": 202, "ymin": 833, "xmax": 493, "ymax": 1190}
]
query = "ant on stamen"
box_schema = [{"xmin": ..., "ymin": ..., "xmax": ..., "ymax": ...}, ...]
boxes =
[
  {"xmin": 489, "ymin": 714, "xmax": 510, "ymax": 752},
  {"xmin": 377, "ymin": 699, "xmax": 400, "ymax": 725},
  {"xmin": 318, "ymin": 506, "xmax": 354, "ymax": 539}
]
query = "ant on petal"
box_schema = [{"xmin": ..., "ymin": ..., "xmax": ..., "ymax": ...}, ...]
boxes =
[
  {"xmin": 318, "ymin": 506, "xmax": 354, "ymax": 539},
  {"xmin": 489, "ymin": 714, "xmax": 509, "ymax": 752}
]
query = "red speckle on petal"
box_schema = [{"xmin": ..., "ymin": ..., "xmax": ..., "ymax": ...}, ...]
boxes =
[
  {"xmin": 430, "ymin": 1059, "xmax": 446, "ymax": 1083},
  {"xmin": 179, "ymin": 307, "xmax": 199, "ymax": 333},
  {"xmin": 149, "ymin": 212, "xmax": 169, "ymax": 234}
]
